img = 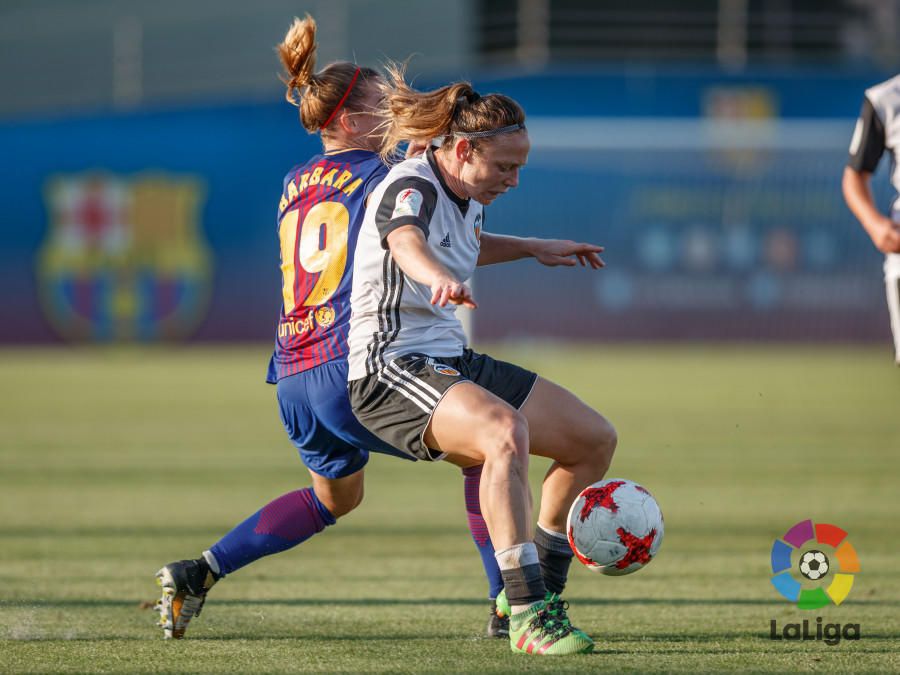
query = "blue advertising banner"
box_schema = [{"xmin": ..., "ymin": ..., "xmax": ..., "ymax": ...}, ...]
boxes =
[
  {"xmin": 0, "ymin": 68, "xmax": 893, "ymax": 343},
  {"xmin": 1, "ymin": 101, "xmax": 314, "ymax": 342}
]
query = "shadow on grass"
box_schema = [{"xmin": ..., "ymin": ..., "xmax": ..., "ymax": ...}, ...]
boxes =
[
  {"xmin": 4, "ymin": 597, "xmax": 900, "ymax": 609},
  {"xmin": 0, "ymin": 633, "xmax": 473, "ymax": 643},
  {"xmin": 5, "ymin": 632, "xmax": 900, "ymax": 646},
  {"xmin": 0, "ymin": 524, "xmax": 469, "ymax": 538}
]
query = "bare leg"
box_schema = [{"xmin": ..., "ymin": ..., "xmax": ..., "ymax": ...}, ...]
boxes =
[
  {"xmin": 308, "ymin": 468, "xmax": 365, "ymax": 518},
  {"xmin": 424, "ymin": 382, "xmax": 532, "ymax": 550},
  {"xmin": 521, "ymin": 377, "xmax": 617, "ymax": 532}
]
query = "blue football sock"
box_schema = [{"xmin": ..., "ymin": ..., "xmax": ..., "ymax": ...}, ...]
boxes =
[
  {"xmin": 462, "ymin": 465, "xmax": 504, "ymax": 599},
  {"xmin": 207, "ymin": 487, "xmax": 336, "ymax": 577}
]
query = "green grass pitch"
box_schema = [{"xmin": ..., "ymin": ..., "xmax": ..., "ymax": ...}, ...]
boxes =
[{"xmin": 0, "ymin": 344, "xmax": 898, "ymax": 673}]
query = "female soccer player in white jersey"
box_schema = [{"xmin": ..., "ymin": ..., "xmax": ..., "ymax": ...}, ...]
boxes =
[
  {"xmin": 843, "ymin": 74, "xmax": 900, "ymax": 364},
  {"xmin": 347, "ymin": 67, "xmax": 617, "ymax": 655},
  {"xmin": 155, "ymin": 17, "xmax": 508, "ymax": 640}
]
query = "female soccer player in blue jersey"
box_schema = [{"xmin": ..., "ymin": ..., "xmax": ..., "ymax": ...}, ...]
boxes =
[
  {"xmin": 155, "ymin": 16, "xmax": 505, "ymax": 639},
  {"xmin": 346, "ymin": 67, "xmax": 617, "ymax": 655}
]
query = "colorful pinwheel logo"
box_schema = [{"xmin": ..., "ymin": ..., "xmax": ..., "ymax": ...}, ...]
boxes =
[{"xmin": 770, "ymin": 520, "xmax": 860, "ymax": 610}]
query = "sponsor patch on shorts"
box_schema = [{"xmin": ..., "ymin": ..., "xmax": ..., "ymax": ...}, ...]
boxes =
[{"xmin": 392, "ymin": 188, "xmax": 424, "ymax": 218}]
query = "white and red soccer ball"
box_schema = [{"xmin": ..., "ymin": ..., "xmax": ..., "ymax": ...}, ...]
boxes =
[{"xmin": 567, "ymin": 478, "xmax": 664, "ymax": 576}]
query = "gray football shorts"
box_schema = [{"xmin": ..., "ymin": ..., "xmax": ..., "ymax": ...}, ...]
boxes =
[{"xmin": 348, "ymin": 348, "xmax": 537, "ymax": 461}]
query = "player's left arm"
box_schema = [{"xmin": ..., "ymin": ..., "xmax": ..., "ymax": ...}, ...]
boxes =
[{"xmin": 477, "ymin": 231, "xmax": 605, "ymax": 269}]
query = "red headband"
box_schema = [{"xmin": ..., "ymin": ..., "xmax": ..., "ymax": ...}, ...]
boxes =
[{"xmin": 321, "ymin": 67, "xmax": 361, "ymax": 130}]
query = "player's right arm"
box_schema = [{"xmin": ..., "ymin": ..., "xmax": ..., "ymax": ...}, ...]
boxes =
[
  {"xmin": 374, "ymin": 175, "xmax": 476, "ymax": 308},
  {"xmin": 842, "ymin": 95, "xmax": 900, "ymax": 254},
  {"xmin": 842, "ymin": 169, "xmax": 900, "ymax": 253},
  {"xmin": 387, "ymin": 226, "xmax": 477, "ymax": 308}
]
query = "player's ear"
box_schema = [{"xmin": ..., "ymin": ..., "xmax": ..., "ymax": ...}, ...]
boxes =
[
  {"xmin": 455, "ymin": 138, "xmax": 473, "ymax": 163},
  {"xmin": 337, "ymin": 108, "xmax": 356, "ymax": 135}
]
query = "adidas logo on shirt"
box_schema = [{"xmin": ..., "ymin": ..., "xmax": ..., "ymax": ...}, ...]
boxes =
[{"xmin": 440, "ymin": 233, "xmax": 451, "ymax": 248}]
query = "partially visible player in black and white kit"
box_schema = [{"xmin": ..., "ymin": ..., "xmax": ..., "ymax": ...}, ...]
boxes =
[
  {"xmin": 346, "ymin": 66, "xmax": 617, "ymax": 656},
  {"xmin": 843, "ymin": 74, "xmax": 900, "ymax": 364}
]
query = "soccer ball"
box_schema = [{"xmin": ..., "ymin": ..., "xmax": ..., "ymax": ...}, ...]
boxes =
[
  {"xmin": 566, "ymin": 478, "xmax": 664, "ymax": 576},
  {"xmin": 798, "ymin": 550, "xmax": 829, "ymax": 580}
]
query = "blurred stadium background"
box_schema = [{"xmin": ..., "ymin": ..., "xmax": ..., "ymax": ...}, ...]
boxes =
[{"xmin": 3, "ymin": 0, "xmax": 899, "ymax": 346}]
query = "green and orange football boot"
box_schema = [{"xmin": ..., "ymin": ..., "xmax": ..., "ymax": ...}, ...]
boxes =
[
  {"xmin": 508, "ymin": 601, "xmax": 594, "ymax": 655},
  {"xmin": 497, "ymin": 589, "xmax": 593, "ymax": 647}
]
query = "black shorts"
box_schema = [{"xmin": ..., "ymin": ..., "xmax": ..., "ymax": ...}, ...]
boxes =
[{"xmin": 348, "ymin": 348, "xmax": 537, "ymax": 461}]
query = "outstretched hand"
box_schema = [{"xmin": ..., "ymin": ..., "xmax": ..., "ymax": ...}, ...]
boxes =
[
  {"xmin": 430, "ymin": 279, "xmax": 478, "ymax": 309},
  {"xmin": 532, "ymin": 240, "xmax": 605, "ymax": 269}
]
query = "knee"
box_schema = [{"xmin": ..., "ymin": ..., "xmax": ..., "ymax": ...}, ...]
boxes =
[
  {"xmin": 484, "ymin": 408, "xmax": 530, "ymax": 469},
  {"xmin": 593, "ymin": 418, "xmax": 617, "ymax": 470},
  {"xmin": 320, "ymin": 484, "xmax": 364, "ymax": 519},
  {"xmin": 572, "ymin": 415, "xmax": 617, "ymax": 474}
]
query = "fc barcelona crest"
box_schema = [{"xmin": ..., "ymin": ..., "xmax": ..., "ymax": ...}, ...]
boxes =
[{"xmin": 36, "ymin": 173, "xmax": 213, "ymax": 341}]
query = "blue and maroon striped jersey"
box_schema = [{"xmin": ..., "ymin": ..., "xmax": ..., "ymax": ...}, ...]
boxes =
[{"xmin": 267, "ymin": 149, "xmax": 387, "ymax": 382}]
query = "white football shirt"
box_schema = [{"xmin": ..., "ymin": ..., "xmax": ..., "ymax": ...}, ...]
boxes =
[{"xmin": 347, "ymin": 148, "xmax": 483, "ymax": 380}]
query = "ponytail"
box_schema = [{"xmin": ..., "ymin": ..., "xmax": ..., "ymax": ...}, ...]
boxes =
[
  {"xmin": 278, "ymin": 15, "xmax": 318, "ymax": 109},
  {"xmin": 277, "ymin": 15, "xmax": 381, "ymax": 135},
  {"xmin": 379, "ymin": 62, "xmax": 526, "ymax": 160}
]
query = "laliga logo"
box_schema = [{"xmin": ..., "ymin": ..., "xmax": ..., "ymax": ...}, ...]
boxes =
[
  {"xmin": 770, "ymin": 519, "xmax": 860, "ymax": 609},
  {"xmin": 769, "ymin": 519, "xmax": 861, "ymax": 646}
]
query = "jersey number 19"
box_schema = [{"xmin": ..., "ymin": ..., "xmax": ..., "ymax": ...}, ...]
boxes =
[{"xmin": 279, "ymin": 201, "xmax": 349, "ymax": 313}]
